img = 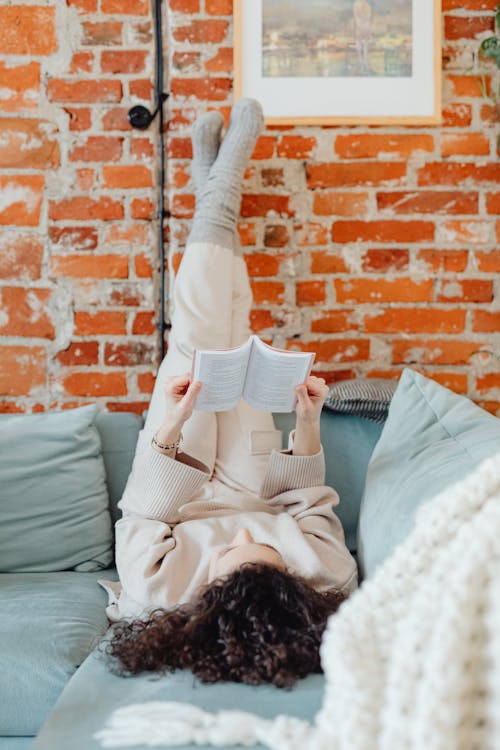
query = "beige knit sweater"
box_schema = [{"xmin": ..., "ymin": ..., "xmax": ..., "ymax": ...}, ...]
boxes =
[{"xmin": 101, "ymin": 432, "xmax": 357, "ymax": 621}]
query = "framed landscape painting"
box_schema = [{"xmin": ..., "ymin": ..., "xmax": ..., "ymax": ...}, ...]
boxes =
[{"xmin": 234, "ymin": 0, "xmax": 442, "ymax": 125}]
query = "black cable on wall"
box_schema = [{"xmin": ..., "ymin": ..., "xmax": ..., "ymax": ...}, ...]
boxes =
[{"xmin": 128, "ymin": 0, "xmax": 169, "ymax": 362}]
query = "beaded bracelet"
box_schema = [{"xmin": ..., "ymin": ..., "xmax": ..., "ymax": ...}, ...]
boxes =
[{"xmin": 151, "ymin": 432, "xmax": 183, "ymax": 452}]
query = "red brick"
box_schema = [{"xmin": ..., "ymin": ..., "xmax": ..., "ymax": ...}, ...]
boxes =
[
  {"xmin": 132, "ymin": 311, "xmax": 156, "ymax": 335},
  {"xmin": 443, "ymin": 0, "xmax": 498, "ymax": 8},
  {"xmin": 425, "ymin": 372, "xmax": 468, "ymax": 394},
  {"xmin": 134, "ymin": 254, "xmax": 153, "ymax": 278},
  {"xmin": 476, "ymin": 374, "xmax": 500, "ymax": 392},
  {"xmin": 288, "ymin": 339, "xmax": 370, "ymax": 363},
  {"xmin": 335, "ymin": 134, "xmax": 434, "ymax": 159},
  {"xmin": 102, "ymin": 108, "xmax": 133, "ymax": 131},
  {"xmin": 101, "ymin": 50, "xmax": 148, "ymax": 74},
  {"xmin": 447, "ymin": 74, "xmax": 489, "ymax": 98},
  {"xmin": 311, "ymin": 311, "xmax": 356, "ymax": 333},
  {"xmin": 241, "ymin": 195, "xmax": 293, "ymax": 218},
  {"xmin": 475, "ymin": 401, "xmax": 500, "ymax": 417},
  {"xmin": 49, "ymin": 227, "xmax": 98, "ymax": 252},
  {"xmin": 250, "ymin": 281, "xmax": 285, "ymax": 304},
  {"xmin": 102, "ymin": 165, "xmax": 153, "ymax": 188},
  {"xmin": 102, "ymin": 0, "xmax": 148, "ymax": 12},
  {"xmin": 70, "ymin": 136, "xmax": 123, "ymax": 162},
  {"xmin": 131, "ymin": 198, "xmax": 155, "ymax": 220},
  {"xmin": 206, "ymin": 0, "xmax": 232, "ymax": 12},
  {"xmin": 0, "ymin": 346, "xmax": 45, "ymax": 396},
  {"xmin": 441, "ymin": 133, "xmax": 491, "ymax": 157},
  {"xmin": 106, "ymin": 283, "xmax": 148, "ymax": 307},
  {"xmin": 171, "ymin": 194, "xmax": 195, "ymax": 218},
  {"xmin": 107, "ymin": 224, "xmax": 148, "ymax": 244},
  {"xmin": 70, "ymin": 51, "xmax": 94, "ymax": 73},
  {"xmin": 0, "ymin": 119, "xmax": 59, "ymax": 169},
  {"xmin": 310, "ymin": 252, "xmax": 349, "ymax": 274},
  {"xmin": 486, "ymin": 193, "xmax": 500, "ymax": 214},
  {"xmin": 306, "ymin": 162, "xmax": 407, "ymax": 188},
  {"xmin": 364, "ymin": 309, "xmax": 466, "ymax": 334},
  {"xmin": 0, "ymin": 287, "xmax": 54, "ymax": 339},
  {"xmin": 137, "ymin": 371, "xmax": 156, "ymax": 393},
  {"xmin": 65, "ymin": 107, "xmax": 92, "ymax": 131},
  {"xmin": 51, "ymin": 255, "xmax": 129, "ymax": 279},
  {"xmin": 0, "ymin": 233, "xmax": 43, "ymax": 279},
  {"xmin": 377, "ymin": 191, "xmax": 479, "ymax": 215},
  {"xmin": 437, "ymin": 279, "xmax": 493, "ymax": 303},
  {"xmin": 313, "ymin": 192, "xmax": 369, "ymax": 217},
  {"xmin": 311, "ymin": 369, "xmax": 356, "ymax": 384},
  {"xmin": 264, "ymin": 225, "xmax": 289, "ymax": 248},
  {"xmin": 0, "ymin": 6, "xmax": 57, "ymax": 54},
  {"xmin": 0, "ymin": 61, "xmax": 39, "ymax": 111},
  {"xmin": 244, "ymin": 253, "xmax": 283, "ymax": 276},
  {"xmin": 475, "ymin": 249, "xmax": 500, "ymax": 272},
  {"xmin": 296, "ymin": 281, "xmax": 326, "ymax": 306},
  {"xmin": 277, "ymin": 136, "xmax": 316, "ymax": 159},
  {"xmin": 56, "ymin": 342, "xmax": 99, "ymax": 366},
  {"xmin": 0, "ymin": 175, "xmax": 44, "ymax": 226},
  {"xmin": 418, "ymin": 162, "xmax": 500, "ymax": 186},
  {"xmin": 48, "ymin": 79, "xmax": 122, "ymax": 103},
  {"xmin": 480, "ymin": 103, "xmax": 500, "ymax": 125},
  {"xmin": 104, "ymin": 342, "xmax": 155, "ymax": 366},
  {"xmin": 170, "ymin": 77, "xmax": 231, "ymax": 101},
  {"xmin": 76, "ymin": 168, "xmax": 95, "ymax": 191},
  {"xmin": 440, "ymin": 219, "xmax": 491, "ymax": 244},
  {"xmin": 129, "ymin": 79, "xmax": 153, "ymax": 100},
  {"xmin": 472, "ymin": 310, "xmax": 500, "ymax": 332},
  {"xmin": 252, "ymin": 136, "xmax": 276, "ymax": 160},
  {"xmin": 205, "ymin": 48, "xmax": 233, "ymax": 73},
  {"xmin": 261, "ymin": 168, "xmax": 285, "ymax": 188},
  {"xmin": 445, "ymin": 15, "xmax": 494, "ymax": 40},
  {"xmin": 82, "ymin": 21, "xmax": 122, "ymax": 45},
  {"xmin": 442, "ymin": 103, "xmax": 472, "ymax": 127},
  {"xmin": 49, "ymin": 197, "xmax": 123, "ymax": 221},
  {"xmin": 0, "ymin": 402, "xmax": 26, "ymax": 414},
  {"xmin": 74, "ymin": 311, "xmax": 127, "ymax": 335},
  {"xmin": 335, "ymin": 278, "xmax": 433, "ymax": 304},
  {"xmin": 249, "ymin": 310, "xmax": 278, "ymax": 333},
  {"xmin": 106, "ymin": 401, "xmax": 150, "ymax": 414},
  {"xmin": 295, "ymin": 223, "xmax": 329, "ymax": 247},
  {"xmin": 68, "ymin": 0, "xmax": 98, "ymax": 11},
  {"xmin": 170, "ymin": 0, "xmax": 200, "ymax": 11},
  {"xmin": 361, "ymin": 249, "xmax": 409, "ymax": 273},
  {"xmin": 63, "ymin": 372, "xmax": 128, "ymax": 397},
  {"xmin": 168, "ymin": 137, "xmax": 193, "ymax": 159},
  {"xmin": 332, "ymin": 220, "xmax": 434, "ymax": 243},
  {"xmin": 392, "ymin": 339, "xmax": 488, "ymax": 365},
  {"xmin": 237, "ymin": 222, "xmax": 257, "ymax": 246},
  {"xmin": 173, "ymin": 51, "xmax": 202, "ymax": 73},
  {"xmin": 172, "ymin": 19, "xmax": 228, "ymax": 44},
  {"xmin": 416, "ymin": 249, "xmax": 469, "ymax": 272}
]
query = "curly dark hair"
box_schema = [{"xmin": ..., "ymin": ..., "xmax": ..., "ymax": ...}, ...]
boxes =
[{"xmin": 102, "ymin": 563, "xmax": 346, "ymax": 689}]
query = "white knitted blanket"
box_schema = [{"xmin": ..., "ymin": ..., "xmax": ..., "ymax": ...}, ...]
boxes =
[{"xmin": 96, "ymin": 450, "xmax": 500, "ymax": 750}]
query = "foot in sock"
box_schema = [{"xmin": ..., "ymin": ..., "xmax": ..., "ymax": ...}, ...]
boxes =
[
  {"xmin": 188, "ymin": 98, "xmax": 265, "ymax": 252},
  {"xmin": 191, "ymin": 110, "xmax": 224, "ymax": 202}
]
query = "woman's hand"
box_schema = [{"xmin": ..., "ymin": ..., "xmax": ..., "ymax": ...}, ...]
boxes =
[
  {"xmin": 161, "ymin": 373, "xmax": 202, "ymax": 432},
  {"xmin": 294, "ymin": 375, "xmax": 329, "ymax": 425}
]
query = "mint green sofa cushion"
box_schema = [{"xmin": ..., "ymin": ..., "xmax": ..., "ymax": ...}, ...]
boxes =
[
  {"xmin": 357, "ymin": 368, "xmax": 500, "ymax": 578},
  {"xmin": 32, "ymin": 649, "xmax": 323, "ymax": 750},
  {"xmin": 0, "ymin": 406, "xmax": 113, "ymax": 573},
  {"xmin": 0, "ymin": 570, "xmax": 115, "ymax": 736},
  {"xmin": 274, "ymin": 410, "xmax": 383, "ymax": 553},
  {"xmin": 95, "ymin": 412, "xmax": 143, "ymax": 525}
]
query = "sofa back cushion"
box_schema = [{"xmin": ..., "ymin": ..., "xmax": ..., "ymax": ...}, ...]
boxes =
[{"xmin": 0, "ymin": 405, "xmax": 113, "ymax": 572}]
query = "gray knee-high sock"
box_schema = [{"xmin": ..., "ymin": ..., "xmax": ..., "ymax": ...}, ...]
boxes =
[
  {"xmin": 191, "ymin": 111, "xmax": 224, "ymax": 203},
  {"xmin": 188, "ymin": 98, "xmax": 264, "ymax": 254}
]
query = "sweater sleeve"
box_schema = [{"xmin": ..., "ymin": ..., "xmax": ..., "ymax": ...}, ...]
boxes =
[
  {"xmin": 259, "ymin": 429, "xmax": 326, "ymax": 499},
  {"xmin": 118, "ymin": 430, "xmax": 210, "ymax": 522}
]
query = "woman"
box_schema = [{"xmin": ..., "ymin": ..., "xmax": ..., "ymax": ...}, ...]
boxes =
[{"xmin": 102, "ymin": 99, "xmax": 357, "ymax": 688}]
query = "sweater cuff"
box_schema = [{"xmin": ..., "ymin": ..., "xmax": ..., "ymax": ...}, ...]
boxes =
[
  {"xmin": 260, "ymin": 443, "xmax": 326, "ymax": 499},
  {"xmin": 140, "ymin": 446, "xmax": 209, "ymax": 520}
]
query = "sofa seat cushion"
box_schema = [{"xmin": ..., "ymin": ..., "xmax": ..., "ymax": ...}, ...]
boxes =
[
  {"xmin": 32, "ymin": 649, "xmax": 323, "ymax": 750},
  {"xmin": 0, "ymin": 570, "xmax": 116, "ymax": 737}
]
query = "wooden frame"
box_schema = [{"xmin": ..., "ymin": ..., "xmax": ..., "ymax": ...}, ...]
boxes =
[{"xmin": 234, "ymin": 0, "xmax": 442, "ymax": 126}]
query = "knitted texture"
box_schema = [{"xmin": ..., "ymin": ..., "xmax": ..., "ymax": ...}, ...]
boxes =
[
  {"xmin": 96, "ymin": 449, "xmax": 500, "ymax": 750},
  {"xmin": 323, "ymin": 378, "xmax": 398, "ymax": 423}
]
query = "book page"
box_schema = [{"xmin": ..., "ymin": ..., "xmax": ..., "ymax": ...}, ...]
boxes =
[
  {"xmin": 192, "ymin": 338, "xmax": 252, "ymax": 412},
  {"xmin": 242, "ymin": 336, "xmax": 315, "ymax": 412}
]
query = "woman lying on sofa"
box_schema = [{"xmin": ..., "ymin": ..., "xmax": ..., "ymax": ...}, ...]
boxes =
[{"xmin": 101, "ymin": 98, "xmax": 357, "ymax": 688}]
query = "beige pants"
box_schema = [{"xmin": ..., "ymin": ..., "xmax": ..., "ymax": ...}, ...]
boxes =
[{"xmin": 143, "ymin": 242, "xmax": 282, "ymax": 495}]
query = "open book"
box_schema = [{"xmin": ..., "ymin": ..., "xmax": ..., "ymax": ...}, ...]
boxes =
[{"xmin": 191, "ymin": 335, "xmax": 315, "ymax": 413}]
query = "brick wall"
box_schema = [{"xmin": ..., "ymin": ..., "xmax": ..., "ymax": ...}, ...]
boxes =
[{"xmin": 0, "ymin": 0, "xmax": 499, "ymax": 416}]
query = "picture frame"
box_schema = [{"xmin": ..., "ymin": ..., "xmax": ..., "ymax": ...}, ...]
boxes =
[{"xmin": 234, "ymin": 0, "xmax": 442, "ymax": 126}]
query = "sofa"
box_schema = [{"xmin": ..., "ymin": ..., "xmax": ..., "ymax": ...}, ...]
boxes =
[{"xmin": 1, "ymin": 368, "xmax": 499, "ymax": 750}]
